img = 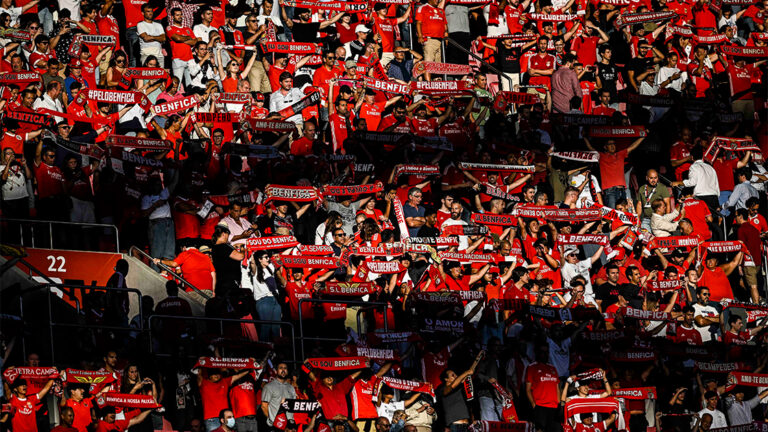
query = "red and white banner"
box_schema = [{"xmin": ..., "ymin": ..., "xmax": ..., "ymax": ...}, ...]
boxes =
[
  {"xmin": 337, "ymin": 345, "xmax": 398, "ymax": 361},
  {"xmin": 599, "ymin": 206, "xmax": 639, "ymax": 226},
  {"xmin": 322, "ymin": 282, "xmax": 377, "ymax": 296},
  {"xmin": 322, "ymin": 183, "xmax": 383, "ymax": 196},
  {"xmin": 392, "ymin": 196, "xmax": 410, "ymax": 241},
  {"xmin": 2, "ymin": 367, "xmax": 59, "ymax": 383},
  {"xmin": 615, "ymin": 10, "xmax": 677, "ymax": 27},
  {"xmin": 297, "ymin": 244, "xmax": 334, "ymax": 255},
  {"xmin": 261, "ymin": 41, "xmax": 322, "ymax": 54},
  {"xmin": 281, "ymin": 0, "xmax": 367, "ymax": 11},
  {"xmin": 410, "ymin": 80, "xmax": 474, "ymax": 94},
  {"xmin": 395, "ymin": 164, "xmax": 440, "ymax": 177},
  {"xmin": 702, "ymin": 240, "xmax": 755, "ymax": 267},
  {"xmin": 362, "ymin": 260, "xmax": 406, "ymax": 274},
  {"xmin": 245, "ymin": 119, "xmax": 297, "ymax": 132},
  {"xmin": 515, "ymin": 206, "xmax": 602, "ymax": 221},
  {"xmin": 459, "ymin": 162, "xmax": 535, "ymax": 173},
  {"xmin": 645, "ymin": 279, "xmax": 681, "ymax": 291},
  {"xmin": 150, "ymin": 95, "xmax": 199, "ymax": 116},
  {"xmin": 413, "ymin": 62, "xmax": 473, "ymax": 77},
  {"xmin": 498, "ymin": 91, "xmax": 540, "ymax": 105},
  {"xmin": 610, "ymin": 350, "xmax": 657, "ymax": 362},
  {"xmin": 552, "ymin": 151, "xmax": 600, "ymax": 163},
  {"xmin": 589, "ymin": 126, "xmax": 647, "ymax": 138},
  {"xmin": 76, "ymin": 89, "xmax": 150, "ymax": 111},
  {"xmin": 527, "ymin": 13, "xmax": 582, "ymax": 21},
  {"xmin": 0, "ymin": 71, "xmax": 41, "ymax": 84},
  {"xmin": 407, "ymin": 237, "xmax": 459, "ymax": 246},
  {"xmin": 611, "ymin": 387, "xmax": 657, "ymax": 400},
  {"xmin": 272, "ymin": 255, "xmax": 340, "ymax": 268},
  {"xmin": 557, "ymin": 234, "xmax": 609, "ymax": 246},
  {"xmin": 380, "ymin": 377, "xmax": 435, "ymax": 397},
  {"xmin": 95, "ymin": 394, "xmax": 161, "ymax": 409},
  {"xmin": 106, "ymin": 135, "xmax": 173, "ymax": 150},
  {"xmin": 264, "ymin": 185, "xmax": 319, "ymax": 202},
  {"xmin": 62, "ymin": 369, "xmax": 117, "ymax": 389},
  {"xmin": 439, "ymin": 252, "xmax": 495, "ymax": 263},
  {"xmin": 306, "ymin": 357, "xmax": 369, "ymax": 370},
  {"xmin": 693, "ymin": 34, "xmax": 729, "ymax": 44},
  {"xmin": 727, "ymin": 372, "xmax": 768, "ymax": 387},
  {"xmin": 219, "ymin": 92, "xmax": 253, "ymax": 105},
  {"xmin": 193, "ymin": 112, "xmax": 244, "ymax": 124},
  {"xmin": 720, "ymin": 45, "xmax": 768, "ymax": 58},
  {"xmin": 119, "ymin": 67, "xmax": 170, "ymax": 89},
  {"xmin": 695, "ymin": 361, "xmax": 746, "ymax": 373},
  {"xmin": 647, "ymin": 236, "xmax": 700, "ymax": 250},
  {"xmin": 246, "ymin": 236, "xmax": 300, "ymax": 250},
  {"xmin": 470, "ymin": 421, "xmax": 532, "ymax": 432},
  {"xmin": 194, "ymin": 357, "xmax": 261, "ymax": 369},
  {"xmin": 621, "ymin": 307, "xmax": 676, "ymax": 322},
  {"xmin": 363, "ymin": 77, "xmax": 411, "ymax": 95},
  {"xmin": 471, "ymin": 213, "xmax": 517, "ymax": 226}
]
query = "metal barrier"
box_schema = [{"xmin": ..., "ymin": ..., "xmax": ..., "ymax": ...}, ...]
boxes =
[
  {"xmin": 19, "ymin": 283, "xmax": 144, "ymax": 363},
  {"xmin": 129, "ymin": 245, "xmax": 212, "ymax": 301},
  {"xmin": 297, "ymin": 298, "xmax": 390, "ymax": 360},
  {"xmin": 148, "ymin": 314, "xmax": 297, "ymax": 365},
  {"xmin": 0, "ymin": 218, "xmax": 120, "ymax": 253}
]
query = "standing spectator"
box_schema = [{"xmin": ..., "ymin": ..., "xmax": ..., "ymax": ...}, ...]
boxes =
[
  {"xmin": 241, "ymin": 251, "xmax": 284, "ymax": 341},
  {"xmin": 585, "ymin": 135, "xmax": 645, "ymax": 209},
  {"xmin": 196, "ymin": 365, "xmax": 251, "ymax": 432},
  {"xmin": 416, "ymin": 0, "xmax": 447, "ymax": 63},
  {"xmin": 550, "ymin": 54, "xmax": 581, "ymax": 114},
  {"xmin": 402, "ymin": 187, "xmax": 426, "ymax": 238},
  {"xmin": 154, "ymin": 243, "xmax": 216, "ymax": 301},
  {"xmin": 437, "ymin": 352, "xmax": 482, "ymax": 432},
  {"xmin": 635, "ymin": 169, "xmax": 671, "ymax": 232},
  {"xmin": 261, "ymin": 362, "xmax": 297, "ymax": 427},
  {"xmin": 141, "ymin": 177, "xmax": 175, "ymax": 263},
  {"xmin": 137, "ymin": 4, "xmax": 166, "ymax": 66},
  {"xmin": 210, "ymin": 224, "xmax": 244, "ymax": 297},
  {"xmin": 167, "ymin": 7, "xmax": 199, "ymax": 83},
  {"xmin": 525, "ymin": 346, "xmax": 562, "ymax": 432},
  {"xmin": 445, "ymin": 3, "xmax": 469, "ymax": 65}
]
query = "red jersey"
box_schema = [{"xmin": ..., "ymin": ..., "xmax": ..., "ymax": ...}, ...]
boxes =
[
  {"xmin": 358, "ymin": 101, "xmax": 386, "ymax": 131},
  {"xmin": 172, "ymin": 198, "xmax": 201, "ymax": 240},
  {"xmin": 267, "ymin": 63, "xmax": 296, "ymax": 92},
  {"xmin": 592, "ymin": 105, "xmax": 615, "ymax": 117},
  {"xmin": 167, "ymin": 25, "xmax": 195, "ymax": 61},
  {"xmin": 10, "ymin": 394, "xmax": 40, "ymax": 432},
  {"xmin": 174, "ymin": 249, "xmax": 215, "ymax": 292},
  {"xmin": 311, "ymin": 377, "xmax": 355, "ymax": 419},
  {"xmin": 329, "ymin": 112, "xmax": 355, "ymax": 153},
  {"xmin": 598, "ymin": 149, "xmax": 628, "ymax": 189},
  {"xmin": 698, "ymin": 267, "xmax": 733, "ymax": 302},
  {"xmin": 727, "ymin": 63, "xmax": 755, "ymax": 101},
  {"xmin": 571, "ymin": 35, "xmax": 599, "ymax": 66},
  {"xmin": 670, "ymin": 141, "xmax": 692, "ymax": 181},
  {"xmin": 285, "ymin": 280, "xmax": 314, "ymax": 320},
  {"xmin": 686, "ymin": 61, "xmax": 712, "ymax": 98},
  {"xmin": 28, "ymin": 51, "xmax": 53, "ymax": 74},
  {"xmin": 681, "ymin": 198, "xmax": 711, "ymax": 240},
  {"xmin": 675, "ymin": 325, "xmax": 702, "ymax": 345},
  {"xmin": 416, "ymin": 4, "xmax": 446, "ymax": 39},
  {"xmin": 313, "ymin": 65, "xmax": 342, "ymax": 102},
  {"xmin": 66, "ymin": 397, "xmax": 95, "ymax": 432},
  {"xmin": 290, "ymin": 137, "xmax": 314, "ymax": 156},
  {"xmin": 35, "ymin": 162, "xmax": 65, "ymax": 199},
  {"xmin": 748, "ymin": 214, "xmax": 768, "ymax": 233},
  {"xmin": 373, "ymin": 16, "xmax": 399, "ymax": 52},
  {"xmin": 200, "ymin": 376, "xmax": 233, "ymax": 420},
  {"xmin": 97, "ymin": 14, "xmax": 121, "ymax": 50},
  {"xmin": 410, "ymin": 117, "xmax": 439, "ymax": 137},
  {"xmin": 528, "ymin": 53, "xmax": 555, "ymax": 93},
  {"xmin": 1, "ymin": 132, "xmax": 24, "ymax": 155},
  {"xmin": 229, "ymin": 379, "xmax": 258, "ymax": 418},
  {"xmin": 421, "ymin": 348, "xmax": 449, "ymax": 388},
  {"xmin": 524, "ymin": 362, "xmax": 560, "ymax": 408},
  {"xmin": 378, "ymin": 114, "xmax": 411, "ymax": 134},
  {"xmin": 350, "ymin": 376, "xmax": 380, "ymax": 420},
  {"xmin": 712, "ymin": 157, "xmax": 739, "ymax": 192}
]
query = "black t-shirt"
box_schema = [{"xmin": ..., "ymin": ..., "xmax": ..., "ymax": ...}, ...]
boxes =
[
  {"xmin": 596, "ymin": 62, "xmax": 618, "ymax": 99},
  {"xmin": 629, "ymin": 57, "xmax": 654, "ymax": 81},
  {"xmin": 211, "ymin": 243, "xmax": 241, "ymax": 294},
  {"xmin": 596, "ymin": 281, "xmax": 620, "ymax": 308},
  {"xmin": 417, "ymin": 225, "xmax": 440, "ymax": 237},
  {"xmin": 620, "ymin": 283, "xmax": 643, "ymax": 309},
  {"xmin": 495, "ymin": 40, "xmax": 521, "ymax": 73},
  {"xmin": 291, "ymin": 22, "xmax": 321, "ymax": 42}
]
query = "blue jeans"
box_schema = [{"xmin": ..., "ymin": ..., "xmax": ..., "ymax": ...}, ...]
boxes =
[
  {"xmin": 479, "ymin": 396, "xmax": 501, "ymax": 421},
  {"xmin": 204, "ymin": 418, "xmax": 220, "ymax": 432},
  {"xmin": 125, "ymin": 27, "xmax": 140, "ymax": 67},
  {"xmin": 719, "ymin": 191, "xmax": 732, "ymax": 216},
  {"xmin": 149, "ymin": 218, "xmax": 175, "ymax": 260},
  {"xmin": 255, "ymin": 296, "xmax": 281, "ymax": 341},
  {"xmin": 603, "ymin": 186, "xmax": 626, "ymax": 209}
]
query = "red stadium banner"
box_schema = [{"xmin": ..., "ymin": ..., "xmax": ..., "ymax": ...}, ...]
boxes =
[
  {"xmin": 551, "ymin": 114, "xmax": 612, "ymax": 126},
  {"xmin": 557, "ymin": 234, "xmax": 609, "ymax": 245},
  {"xmin": 727, "ymin": 372, "xmax": 768, "ymax": 387},
  {"xmin": 589, "ymin": 126, "xmax": 647, "ymax": 138},
  {"xmin": 392, "ymin": 196, "xmax": 410, "ymax": 240},
  {"xmin": 264, "ymin": 185, "xmax": 319, "ymax": 202},
  {"xmin": 380, "ymin": 377, "xmax": 435, "ymax": 397},
  {"xmin": 527, "ymin": 13, "xmax": 582, "ymax": 21},
  {"xmin": 647, "ymin": 236, "xmax": 700, "ymax": 250},
  {"xmin": 499, "ymin": 91, "xmax": 540, "ymax": 105},
  {"xmin": 276, "ymin": 91, "xmax": 321, "ymax": 118},
  {"xmin": 0, "ymin": 28, "xmax": 31, "ymax": 41},
  {"xmin": 272, "ymin": 256, "xmax": 340, "ymax": 268},
  {"xmin": 322, "ymin": 282, "xmax": 378, "ymax": 296},
  {"xmin": 515, "ymin": 206, "xmax": 601, "ymax": 221},
  {"xmin": 194, "ymin": 112, "xmax": 244, "ymax": 123},
  {"xmin": 106, "ymin": 135, "xmax": 173, "ymax": 150},
  {"xmin": 95, "ymin": 394, "xmax": 161, "ymax": 409},
  {"xmin": 245, "ymin": 119, "xmax": 297, "ymax": 132},
  {"xmin": 395, "ymin": 164, "xmax": 440, "ymax": 177},
  {"xmin": 413, "ymin": 62, "xmax": 473, "ymax": 77},
  {"xmin": 410, "ymin": 80, "xmax": 474, "ymax": 94},
  {"xmin": 441, "ymin": 225, "xmax": 489, "ymax": 236},
  {"xmin": 0, "ymin": 71, "xmax": 41, "ymax": 84},
  {"xmin": 337, "ymin": 344, "xmax": 399, "ymax": 361},
  {"xmin": 458, "ymin": 162, "xmax": 535, "ymax": 173},
  {"xmin": 194, "ymin": 357, "xmax": 261, "ymax": 369},
  {"xmin": 610, "ymin": 387, "xmax": 657, "ymax": 400},
  {"xmin": 621, "ymin": 307, "xmax": 676, "ymax": 322},
  {"xmin": 261, "ymin": 41, "xmax": 322, "ymax": 54},
  {"xmin": 2, "ymin": 367, "xmax": 59, "ymax": 383},
  {"xmin": 363, "ymin": 260, "xmax": 406, "ymax": 274},
  {"xmin": 695, "ymin": 361, "xmax": 747, "ymax": 373},
  {"xmin": 720, "ymin": 45, "xmax": 768, "ymax": 58},
  {"xmin": 470, "ymin": 421, "xmax": 533, "ymax": 432},
  {"xmin": 218, "ymin": 92, "xmax": 254, "ymax": 104},
  {"xmin": 645, "ymin": 279, "xmax": 681, "ymax": 291},
  {"xmin": 363, "ymin": 77, "xmax": 411, "ymax": 95},
  {"xmin": 471, "ymin": 213, "xmax": 517, "ymax": 226},
  {"xmin": 439, "ymin": 252, "xmax": 495, "ymax": 262},
  {"xmin": 322, "ymin": 183, "xmax": 383, "ymax": 196},
  {"xmin": 297, "ymin": 244, "xmax": 334, "ymax": 255},
  {"xmin": 610, "ymin": 350, "xmax": 657, "ymax": 362},
  {"xmin": 63, "ymin": 369, "xmax": 117, "ymax": 388},
  {"xmin": 407, "ymin": 237, "xmax": 460, "ymax": 246},
  {"xmin": 119, "ymin": 67, "xmax": 170, "ymax": 89},
  {"xmin": 76, "ymin": 89, "xmax": 151, "ymax": 112},
  {"xmin": 615, "ymin": 11, "xmax": 677, "ymax": 27}
]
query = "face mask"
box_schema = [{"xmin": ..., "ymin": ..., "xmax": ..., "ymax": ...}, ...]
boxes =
[{"xmin": 226, "ymin": 418, "xmax": 236, "ymax": 429}]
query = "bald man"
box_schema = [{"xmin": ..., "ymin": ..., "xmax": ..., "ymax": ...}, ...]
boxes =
[{"xmin": 636, "ymin": 169, "xmax": 672, "ymax": 232}]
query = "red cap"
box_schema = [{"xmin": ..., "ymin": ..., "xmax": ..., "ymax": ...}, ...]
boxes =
[
  {"xmin": 255, "ymin": 92, "xmax": 265, "ymax": 102},
  {"xmin": 69, "ymin": 59, "xmax": 82, "ymax": 68}
]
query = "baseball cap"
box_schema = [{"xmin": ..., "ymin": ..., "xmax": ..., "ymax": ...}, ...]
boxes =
[
  {"xmin": 69, "ymin": 59, "xmax": 82, "ymax": 68},
  {"xmin": 355, "ymin": 24, "xmax": 371, "ymax": 33},
  {"xmin": 564, "ymin": 246, "xmax": 578, "ymax": 257},
  {"xmin": 255, "ymin": 92, "xmax": 265, "ymax": 102},
  {"xmin": 345, "ymin": 59, "xmax": 357, "ymax": 69}
]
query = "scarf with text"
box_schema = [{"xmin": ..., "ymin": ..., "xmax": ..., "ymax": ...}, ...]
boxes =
[
  {"xmin": 727, "ymin": 372, "xmax": 768, "ymax": 389},
  {"xmin": 413, "ymin": 62, "xmax": 473, "ymax": 78},
  {"xmin": 261, "ymin": 41, "xmax": 322, "ymax": 54},
  {"xmin": 244, "ymin": 119, "xmax": 297, "ymax": 132},
  {"xmin": 470, "ymin": 422, "xmax": 532, "ymax": 432},
  {"xmin": 645, "ymin": 279, "xmax": 681, "ymax": 291},
  {"xmin": 482, "ymin": 185, "xmax": 520, "ymax": 202},
  {"xmin": 615, "ymin": 11, "xmax": 677, "ymax": 27},
  {"xmin": 552, "ymin": 151, "xmax": 601, "ymax": 163},
  {"xmin": 575, "ymin": 368, "xmax": 605, "ymax": 381},
  {"xmin": 703, "ymin": 137, "xmax": 762, "ymax": 163},
  {"xmin": 515, "ymin": 206, "xmax": 601, "ymax": 221},
  {"xmin": 297, "ymin": 244, "xmax": 334, "ymax": 255},
  {"xmin": 471, "ymin": 213, "xmax": 517, "ymax": 226},
  {"xmin": 219, "ymin": 92, "xmax": 253, "ymax": 105},
  {"xmin": 0, "ymin": 28, "xmax": 31, "ymax": 41},
  {"xmin": 264, "ymin": 185, "xmax": 319, "ymax": 202},
  {"xmin": 359, "ymin": 260, "xmax": 406, "ymax": 275},
  {"xmin": 721, "ymin": 300, "xmax": 768, "ymax": 323},
  {"xmin": 557, "ymin": 234, "xmax": 609, "ymax": 246},
  {"xmin": 62, "ymin": 369, "xmax": 116, "ymax": 390},
  {"xmin": 379, "ymin": 376, "xmax": 435, "ymax": 398},
  {"xmin": 76, "ymin": 89, "xmax": 151, "ymax": 112},
  {"xmin": 193, "ymin": 112, "xmax": 244, "ymax": 124},
  {"xmin": 246, "ymin": 236, "xmax": 300, "ymax": 251},
  {"xmin": 150, "ymin": 95, "xmax": 198, "ymax": 116},
  {"xmin": 306, "ymin": 357, "xmax": 369, "ymax": 370},
  {"xmin": 407, "ymin": 237, "xmax": 459, "ymax": 246},
  {"xmin": 441, "ymin": 224, "xmax": 489, "ymax": 236},
  {"xmin": 322, "ymin": 183, "xmax": 382, "ymax": 196},
  {"xmin": 695, "ymin": 362, "xmax": 747, "ymax": 373},
  {"xmin": 45, "ymin": 132, "xmax": 105, "ymax": 160},
  {"xmin": 336, "ymin": 344, "xmax": 398, "ymax": 361},
  {"xmin": 527, "ymin": 12, "xmax": 582, "ymax": 21},
  {"xmin": 720, "ymin": 45, "xmax": 768, "ymax": 58},
  {"xmin": 410, "ymin": 80, "xmax": 474, "ymax": 95},
  {"xmin": 363, "ymin": 76, "xmax": 411, "ymax": 95},
  {"xmin": 37, "ymin": 108, "xmax": 114, "ymax": 126},
  {"xmin": 392, "ymin": 196, "xmax": 410, "ymax": 241},
  {"xmin": 458, "ymin": 162, "xmax": 535, "ymax": 173},
  {"xmin": 320, "ymin": 281, "xmax": 377, "ymax": 296},
  {"xmin": 589, "ymin": 126, "xmax": 647, "ymax": 138},
  {"xmin": 701, "ymin": 241, "xmax": 755, "ymax": 267},
  {"xmin": 621, "ymin": 306, "xmax": 676, "ymax": 322},
  {"xmin": 119, "ymin": 68, "xmax": 170, "ymax": 90},
  {"xmin": 4, "ymin": 110, "xmax": 55, "ymax": 128},
  {"xmin": 439, "ymin": 251, "xmax": 495, "ymax": 263},
  {"xmin": 610, "ymin": 350, "xmax": 657, "ymax": 362},
  {"xmin": 277, "ymin": 91, "xmax": 321, "ymax": 119},
  {"xmin": 281, "ymin": 0, "xmax": 367, "ymax": 11},
  {"xmin": 598, "ymin": 206, "xmax": 639, "ymax": 226},
  {"xmin": 272, "ymin": 255, "xmax": 340, "ymax": 268},
  {"xmin": 2, "ymin": 367, "xmax": 59, "ymax": 383},
  {"xmin": 395, "ymin": 164, "xmax": 440, "ymax": 177},
  {"xmin": 551, "ymin": 114, "xmax": 611, "ymax": 126},
  {"xmin": 95, "ymin": 394, "xmax": 161, "ymax": 409},
  {"xmin": 194, "ymin": 357, "xmax": 261, "ymax": 369},
  {"xmin": 106, "ymin": 135, "xmax": 173, "ymax": 151},
  {"xmin": 646, "ymin": 236, "xmax": 700, "ymax": 250},
  {"xmin": 0, "ymin": 71, "xmax": 41, "ymax": 84}
]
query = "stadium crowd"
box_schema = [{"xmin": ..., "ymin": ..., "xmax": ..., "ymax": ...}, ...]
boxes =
[{"xmin": 1, "ymin": 0, "xmax": 768, "ymax": 429}]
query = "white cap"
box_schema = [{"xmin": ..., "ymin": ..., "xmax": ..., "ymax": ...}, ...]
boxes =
[
  {"xmin": 355, "ymin": 24, "xmax": 371, "ymax": 33},
  {"xmin": 564, "ymin": 246, "xmax": 578, "ymax": 257}
]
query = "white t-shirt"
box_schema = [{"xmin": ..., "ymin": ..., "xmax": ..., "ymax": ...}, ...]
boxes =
[
  {"xmin": 136, "ymin": 21, "xmax": 165, "ymax": 57},
  {"xmin": 241, "ymin": 263, "xmax": 277, "ymax": 301},
  {"xmin": 0, "ymin": 164, "xmax": 29, "ymax": 201},
  {"xmin": 561, "ymin": 258, "xmax": 594, "ymax": 296},
  {"xmin": 140, "ymin": 188, "xmax": 171, "ymax": 220},
  {"xmin": 193, "ymin": 23, "xmax": 216, "ymax": 42},
  {"xmin": 692, "ymin": 303, "xmax": 719, "ymax": 342},
  {"xmin": 695, "ymin": 408, "xmax": 727, "ymax": 429},
  {"xmin": 377, "ymin": 400, "xmax": 405, "ymax": 421},
  {"xmin": 569, "ymin": 173, "xmax": 601, "ymax": 208},
  {"xmin": 0, "ymin": 6, "xmax": 22, "ymax": 26}
]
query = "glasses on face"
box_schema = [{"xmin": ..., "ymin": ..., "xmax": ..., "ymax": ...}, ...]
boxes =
[
  {"xmin": 29, "ymin": 26, "xmax": 39, "ymax": 30},
  {"xmin": 326, "ymin": 56, "xmax": 336, "ymax": 60},
  {"xmin": 247, "ymin": 19, "xmax": 258, "ymax": 22},
  {"xmin": 700, "ymin": 292, "xmax": 710, "ymax": 297},
  {"xmin": 116, "ymin": 59, "xmax": 125, "ymax": 63},
  {"xmin": 259, "ymin": 256, "xmax": 269, "ymax": 260},
  {"xmin": 59, "ymin": 125, "xmax": 70, "ymax": 130},
  {"xmin": 334, "ymin": 232, "xmax": 346, "ymax": 237}
]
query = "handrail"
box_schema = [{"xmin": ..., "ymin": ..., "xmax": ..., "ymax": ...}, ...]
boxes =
[
  {"xmin": 297, "ymin": 298, "xmax": 390, "ymax": 360},
  {"xmin": 148, "ymin": 314, "xmax": 297, "ymax": 365},
  {"xmin": 445, "ymin": 37, "xmax": 514, "ymax": 91},
  {"xmin": 0, "ymin": 217, "xmax": 120, "ymax": 252},
  {"xmin": 129, "ymin": 246, "xmax": 212, "ymax": 301}
]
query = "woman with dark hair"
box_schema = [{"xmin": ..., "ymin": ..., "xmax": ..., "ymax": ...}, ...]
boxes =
[
  {"xmin": 315, "ymin": 211, "xmax": 344, "ymax": 245},
  {"xmin": 211, "ymin": 224, "xmax": 243, "ymax": 297},
  {"xmin": 105, "ymin": 52, "xmax": 128, "ymax": 88},
  {"xmin": 121, "ymin": 364, "xmax": 161, "ymax": 432},
  {"xmin": 359, "ymin": 218, "xmax": 381, "ymax": 246},
  {"xmin": 436, "ymin": 351, "xmax": 484, "ymax": 432},
  {"xmin": 241, "ymin": 251, "xmax": 285, "ymax": 340}
]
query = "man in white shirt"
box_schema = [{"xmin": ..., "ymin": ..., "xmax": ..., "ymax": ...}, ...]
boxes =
[
  {"xmin": 136, "ymin": 3, "xmax": 166, "ymax": 66},
  {"xmin": 220, "ymin": 201, "xmax": 258, "ymax": 246},
  {"xmin": 269, "ymin": 72, "xmax": 305, "ymax": 125},
  {"xmin": 193, "ymin": 7, "xmax": 216, "ymax": 42},
  {"xmin": 32, "ymin": 82, "xmax": 64, "ymax": 123},
  {"xmin": 724, "ymin": 387, "xmax": 768, "ymax": 425},
  {"xmin": 695, "ymin": 391, "xmax": 728, "ymax": 429},
  {"xmin": 140, "ymin": 177, "xmax": 175, "ymax": 260},
  {"xmin": 560, "ymin": 245, "xmax": 604, "ymax": 305},
  {"xmin": 691, "ymin": 287, "xmax": 720, "ymax": 343},
  {"xmin": 672, "ymin": 145, "xmax": 720, "ymax": 212}
]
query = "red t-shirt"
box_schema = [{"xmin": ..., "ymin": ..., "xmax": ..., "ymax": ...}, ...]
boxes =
[
  {"xmin": 174, "ymin": 249, "xmax": 215, "ymax": 292},
  {"xmin": 35, "ymin": 162, "xmax": 65, "ymax": 199},
  {"xmin": 313, "ymin": 66, "xmax": 342, "ymax": 101},
  {"xmin": 290, "ymin": 137, "xmax": 314, "ymax": 156},
  {"xmin": 686, "ymin": 61, "xmax": 712, "ymax": 98},
  {"xmin": 675, "ymin": 325, "xmax": 702, "ymax": 345},
  {"xmin": 329, "ymin": 112, "xmax": 354, "ymax": 153},
  {"xmin": 373, "ymin": 16, "xmax": 399, "ymax": 53},
  {"xmin": 359, "ymin": 101, "xmax": 386, "ymax": 131},
  {"xmin": 285, "ymin": 280, "xmax": 314, "ymax": 320},
  {"xmin": 670, "ymin": 142, "xmax": 692, "ymax": 181},
  {"xmin": 200, "ymin": 376, "xmax": 233, "ymax": 420},
  {"xmin": 97, "ymin": 14, "xmax": 121, "ymax": 50},
  {"xmin": 712, "ymin": 158, "xmax": 739, "ymax": 192},
  {"xmin": 571, "ymin": 35, "xmax": 599, "ymax": 66},
  {"xmin": 410, "ymin": 117, "xmax": 439, "ymax": 137},
  {"xmin": 592, "ymin": 105, "xmax": 615, "ymax": 117},
  {"xmin": 229, "ymin": 379, "xmax": 258, "ymax": 418},
  {"xmin": 416, "ymin": 4, "xmax": 446, "ymax": 39},
  {"xmin": 94, "ymin": 412, "xmax": 137, "ymax": 432},
  {"xmin": 167, "ymin": 25, "xmax": 195, "ymax": 61},
  {"xmin": 267, "ymin": 63, "xmax": 296, "ymax": 92},
  {"xmin": 524, "ymin": 362, "xmax": 560, "ymax": 408},
  {"xmin": 350, "ymin": 376, "xmax": 380, "ymax": 420},
  {"xmin": 682, "ymin": 198, "xmax": 711, "ymax": 240},
  {"xmin": 528, "ymin": 54, "xmax": 555, "ymax": 92},
  {"xmin": 598, "ymin": 149, "xmax": 628, "ymax": 189},
  {"xmin": 728, "ymin": 64, "xmax": 755, "ymax": 101},
  {"xmin": 378, "ymin": 114, "xmax": 411, "ymax": 134},
  {"xmin": 79, "ymin": 20, "xmax": 100, "ymax": 57},
  {"xmin": 1, "ymin": 132, "xmax": 24, "ymax": 155},
  {"xmin": 66, "ymin": 397, "xmax": 95, "ymax": 432},
  {"xmin": 698, "ymin": 267, "xmax": 733, "ymax": 302},
  {"xmin": 311, "ymin": 377, "xmax": 355, "ymax": 419},
  {"xmin": 421, "ymin": 348, "xmax": 449, "ymax": 388},
  {"xmin": 10, "ymin": 394, "xmax": 40, "ymax": 432},
  {"xmin": 172, "ymin": 198, "xmax": 201, "ymax": 240},
  {"xmin": 28, "ymin": 51, "xmax": 53, "ymax": 74}
]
